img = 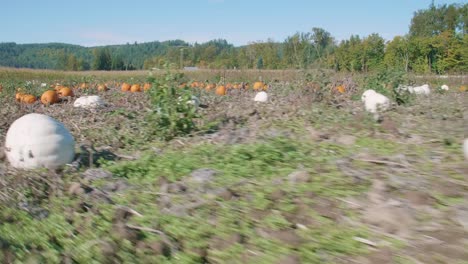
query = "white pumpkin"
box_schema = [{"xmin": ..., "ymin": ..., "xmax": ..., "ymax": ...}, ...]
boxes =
[
  {"xmin": 464, "ymin": 138, "xmax": 468, "ymax": 161},
  {"xmin": 254, "ymin": 91, "xmax": 268, "ymax": 102},
  {"xmin": 177, "ymin": 95, "xmax": 200, "ymax": 108},
  {"xmin": 361, "ymin": 89, "xmax": 390, "ymax": 120},
  {"xmin": 441, "ymin": 84, "xmax": 449, "ymax": 91},
  {"xmin": 397, "ymin": 84, "xmax": 430, "ymax": 95},
  {"xmin": 187, "ymin": 95, "xmax": 200, "ymax": 108},
  {"xmin": 412, "ymin": 84, "xmax": 431, "ymax": 95},
  {"xmin": 4, "ymin": 113, "xmax": 75, "ymax": 169},
  {"xmin": 73, "ymin": 95, "xmax": 105, "ymax": 109}
]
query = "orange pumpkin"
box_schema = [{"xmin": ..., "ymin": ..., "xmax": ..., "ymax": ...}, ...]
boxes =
[
  {"xmin": 215, "ymin": 85, "xmax": 226, "ymax": 96},
  {"xmin": 190, "ymin": 81, "xmax": 198, "ymax": 88},
  {"xmin": 58, "ymin": 87, "xmax": 74, "ymax": 97},
  {"xmin": 97, "ymin": 84, "xmax": 108, "ymax": 92},
  {"xmin": 80, "ymin": 83, "xmax": 89, "ymax": 89},
  {"xmin": 143, "ymin": 83, "xmax": 152, "ymax": 91},
  {"xmin": 15, "ymin": 92, "xmax": 25, "ymax": 102},
  {"xmin": 336, "ymin": 85, "xmax": 345, "ymax": 94},
  {"xmin": 121, "ymin": 83, "xmax": 131, "ymax": 92},
  {"xmin": 225, "ymin": 83, "xmax": 233, "ymax": 89},
  {"xmin": 41, "ymin": 90, "xmax": 59, "ymax": 105},
  {"xmin": 205, "ymin": 83, "xmax": 216, "ymax": 91},
  {"xmin": 130, "ymin": 84, "xmax": 141, "ymax": 92},
  {"xmin": 460, "ymin": 85, "xmax": 467, "ymax": 92},
  {"xmin": 253, "ymin": 81, "xmax": 264, "ymax": 90},
  {"xmin": 21, "ymin": 94, "xmax": 37, "ymax": 104}
]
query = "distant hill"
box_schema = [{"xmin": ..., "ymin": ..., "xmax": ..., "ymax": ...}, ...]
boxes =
[{"xmin": 0, "ymin": 40, "xmax": 191, "ymax": 70}]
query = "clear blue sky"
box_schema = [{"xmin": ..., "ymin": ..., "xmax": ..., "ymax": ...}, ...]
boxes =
[{"xmin": 0, "ymin": 0, "xmax": 462, "ymax": 47}]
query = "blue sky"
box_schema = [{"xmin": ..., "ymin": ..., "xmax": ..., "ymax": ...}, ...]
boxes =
[{"xmin": 0, "ymin": 0, "xmax": 462, "ymax": 47}]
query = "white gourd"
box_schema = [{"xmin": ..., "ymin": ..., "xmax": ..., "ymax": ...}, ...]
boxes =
[
  {"xmin": 177, "ymin": 95, "xmax": 200, "ymax": 108},
  {"xmin": 73, "ymin": 95, "xmax": 105, "ymax": 108},
  {"xmin": 361, "ymin": 89, "xmax": 390, "ymax": 120},
  {"xmin": 412, "ymin": 84, "xmax": 431, "ymax": 95},
  {"xmin": 187, "ymin": 96, "xmax": 200, "ymax": 108},
  {"xmin": 441, "ymin": 84, "xmax": 449, "ymax": 91},
  {"xmin": 4, "ymin": 113, "xmax": 75, "ymax": 169},
  {"xmin": 254, "ymin": 91, "xmax": 268, "ymax": 102}
]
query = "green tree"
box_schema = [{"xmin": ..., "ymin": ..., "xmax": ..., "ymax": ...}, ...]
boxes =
[
  {"xmin": 384, "ymin": 36, "xmax": 410, "ymax": 72},
  {"xmin": 92, "ymin": 48, "xmax": 112, "ymax": 70},
  {"xmin": 256, "ymin": 57, "xmax": 264, "ymax": 69},
  {"xmin": 311, "ymin": 27, "xmax": 333, "ymax": 64},
  {"xmin": 111, "ymin": 54, "xmax": 125, "ymax": 70},
  {"xmin": 361, "ymin": 33, "xmax": 385, "ymax": 72}
]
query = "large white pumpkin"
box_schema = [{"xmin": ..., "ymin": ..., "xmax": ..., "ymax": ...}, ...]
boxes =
[
  {"xmin": 73, "ymin": 95, "xmax": 105, "ymax": 109},
  {"xmin": 254, "ymin": 91, "xmax": 268, "ymax": 102},
  {"xmin": 361, "ymin": 89, "xmax": 391, "ymax": 120},
  {"xmin": 412, "ymin": 84, "xmax": 431, "ymax": 95},
  {"xmin": 4, "ymin": 113, "xmax": 75, "ymax": 169},
  {"xmin": 361, "ymin": 89, "xmax": 390, "ymax": 113}
]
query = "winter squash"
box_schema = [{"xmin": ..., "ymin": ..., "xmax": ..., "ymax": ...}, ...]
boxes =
[
  {"xmin": 205, "ymin": 83, "xmax": 216, "ymax": 91},
  {"xmin": 215, "ymin": 85, "xmax": 226, "ymax": 96},
  {"xmin": 97, "ymin": 84, "xmax": 108, "ymax": 92},
  {"xmin": 73, "ymin": 95, "xmax": 105, "ymax": 109},
  {"xmin": 226, "ymin": 83, "xmax": 233, "ymax": 89},
  {"xmin": 190, "ymin": 81, "xmax": 199, "ymax": 88},
  {"xmin": 178, "ymin": 95, "xmax": 200, "ymax": 108},
  {"xmin": 54, "ymin": 85, "xmax": 63, "ymax": 91},
  {"xmin": 121, "ymin": 83, "xmax": 131, "ymax": 92},
  {"xmin": 58, "ymin": 87, "xmax": 74, "ymax": 97},
  {"xmin": 188, "ymin": 95, "xmax": 200, "ymax": 108},
  {"xmin": 15, "ymin": 92, "xmax": 26, "ymax": 102},
  {"xmin": 254, "ymin": 91, "xmax": 268, "ymax": 102},
  {"xmin": 41, "ymin": 90, "xmax": 59, "ymax": 105},
  {"xmin": 130, "ymin": 84, "xmax": 141, "ymax": 92},
  {"xmin": 4, "ymin": 113, "xmax": 75, "ymax": 169},
  {"xmin": 263, "ymin": 84, "xmax": 268, "ymax": 90},
  {"xmin": 361, "ymin": 89, "xmax": 390, "ymax": 120},
  {"xmin": 143, "ymin": 83, "xmax": 152, "ymax": 91},
  {"xmin": 80, "ymin": 83, "xmax": 89, "ymax": 89},
  {"xmin": 253, "ymin": 81, "xmax": 265, "ymax": 90},
  {"xmin": 21, "ymin": 94, "xmax": 37, "ymax": 104},
  {"xmin": 336, "ymin": 85, "xmax": 345, "ymax": 94}
]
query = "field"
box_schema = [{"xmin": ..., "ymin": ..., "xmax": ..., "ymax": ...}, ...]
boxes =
[{"xmin": 0, "ymin": 67, "xmax": 467, "ymax": 263}]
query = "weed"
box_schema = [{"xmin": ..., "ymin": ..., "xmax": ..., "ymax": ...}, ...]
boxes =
[{"xmin": 146, "ymin": 65, "xmax": 200, "ymax": 140}]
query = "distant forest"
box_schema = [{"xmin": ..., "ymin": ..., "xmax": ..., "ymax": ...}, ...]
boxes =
[{"xmin": 0, "ymin": 3, "xmax": 466, "ymax": 74}]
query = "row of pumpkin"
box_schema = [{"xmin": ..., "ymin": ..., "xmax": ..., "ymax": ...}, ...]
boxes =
[{"xmin": 9, "ymin": 80, "xmax": 270, "ymax": 105}]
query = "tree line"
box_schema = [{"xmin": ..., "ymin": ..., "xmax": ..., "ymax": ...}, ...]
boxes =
[{"xmin": 0, "ymin": 3, "xmax": 466, "ymax": 74}]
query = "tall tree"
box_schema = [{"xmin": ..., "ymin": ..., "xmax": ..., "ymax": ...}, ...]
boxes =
[
  {"xmin": 311, "ymin": 27, "xmax": 333, "ymax": 63},
  {"xmin": 92, "ymin": 48, "xmax": 112, "ymax": 70}
]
